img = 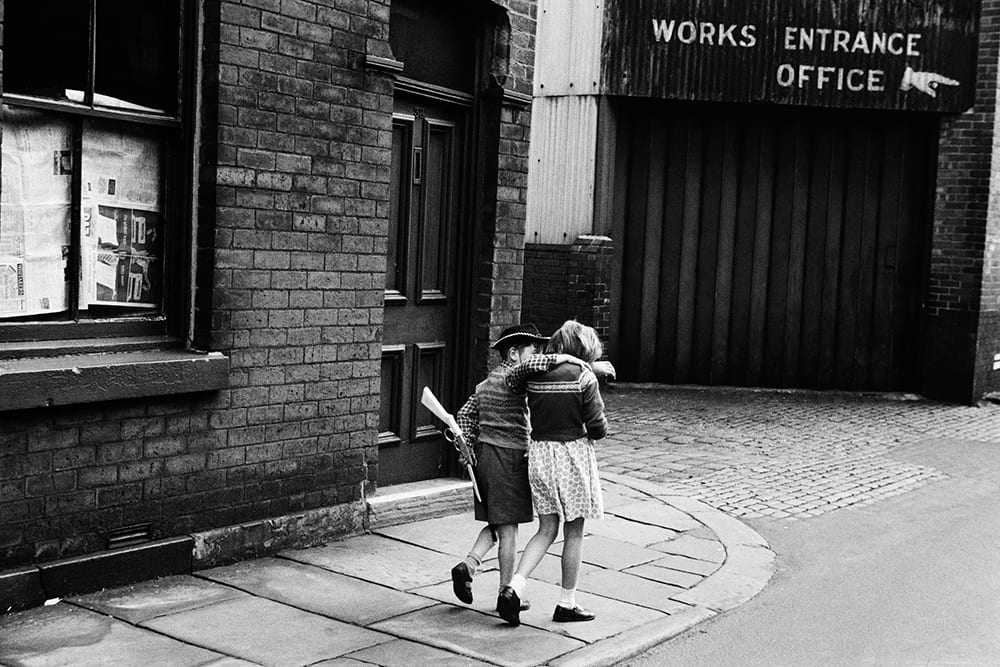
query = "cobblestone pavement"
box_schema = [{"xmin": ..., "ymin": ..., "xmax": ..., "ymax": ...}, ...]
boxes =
[{"xmin": 598, "ymin": 385, "xmax": 1000, "ymax": 521}]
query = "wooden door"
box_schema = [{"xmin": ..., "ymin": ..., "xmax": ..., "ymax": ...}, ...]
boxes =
[
  {"xmin": 616, "ymin": 101, "xmax": 936, "ymax": 391},
  {"xmin": 380, "ymin": 95, "xmax": 467, "ymax": 485}
]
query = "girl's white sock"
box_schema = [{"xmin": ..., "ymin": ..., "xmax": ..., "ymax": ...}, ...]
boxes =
[
  {"xmin": 508, "ymin": 573, "xmax": 527, "ymax": 597},
  {"xmin": 559, "ymin": 587, "xmax": 577, "ymax": 608}
]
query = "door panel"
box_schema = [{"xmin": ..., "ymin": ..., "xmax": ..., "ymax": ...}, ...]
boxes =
[
  {"xmin": 617, "ymin": 101, "xmax": 936, "ymax": 391},
  {"xmin": 380, "ymin": 96, "xmax": 466, "ymax": 486}
]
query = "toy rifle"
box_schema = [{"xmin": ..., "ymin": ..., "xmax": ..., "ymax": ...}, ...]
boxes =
[{"xmin": 420, "ymin": 386, "xmax": 482, "ymax": 502}]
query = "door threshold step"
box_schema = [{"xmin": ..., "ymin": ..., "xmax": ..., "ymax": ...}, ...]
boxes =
[{"xmin": 367, "ymin": 478, "xmax": 474, "ymax": 530}]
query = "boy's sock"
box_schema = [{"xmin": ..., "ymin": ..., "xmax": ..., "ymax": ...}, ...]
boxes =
[
  {"xmin": 464, "ymin": 552, "xmax": 483, "ymax": 576},
  {"xmin": 558, "ymin": 587, "xmax": 577, "ymax": 608},
  {"xmin": 508, "ymin": 573, "xmax": 527, "ymax": 597}
]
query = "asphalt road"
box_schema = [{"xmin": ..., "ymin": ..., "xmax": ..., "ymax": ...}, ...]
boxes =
[{"xmin": 618, "ymin": 435, "xmax": 1000, "ymax": 666}]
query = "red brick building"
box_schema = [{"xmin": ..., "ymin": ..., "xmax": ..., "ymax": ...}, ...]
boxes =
[
  {"xmin": 0, "ymin": 0, "xmax": 537, "ymax": 609},
  {"xmin": 523, "ymin": 0, "xmax": 1000, "ymax": 405}
]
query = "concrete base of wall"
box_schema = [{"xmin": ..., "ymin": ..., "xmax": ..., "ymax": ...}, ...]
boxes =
[
  {"xmin": 192, "ymin": 501, "xmax": 367, "ymax": 570},
  {"xmin": 0, "ymin": 478, "xmax": 476, "ymax": 615},
  {"xmin": 1, "ymin": 537, "xmax": 192, "ymax": 614}
]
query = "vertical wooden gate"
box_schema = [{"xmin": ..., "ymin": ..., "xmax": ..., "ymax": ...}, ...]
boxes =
[{"xmin": 616, "ymin": 101, "xmax": 937, "ymax": 391}]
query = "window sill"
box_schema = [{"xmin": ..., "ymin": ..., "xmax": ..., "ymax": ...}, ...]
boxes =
[{"xmin": 0, "ymin": 349, "xmax": 229, "ymax": 412}]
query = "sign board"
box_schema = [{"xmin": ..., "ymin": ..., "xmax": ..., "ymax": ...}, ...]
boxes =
[{"xmin": 601, "ymin": 0, "xmax": 979, "ymax": 112}]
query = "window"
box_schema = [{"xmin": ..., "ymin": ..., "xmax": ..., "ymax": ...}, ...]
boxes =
[
  {"xmin": 0, "ymin": 2, "xmax": 228, "ymax": 410},
  {"xmin": 0, "ymin": 0, "xmax": 188, "ymax": 340}
]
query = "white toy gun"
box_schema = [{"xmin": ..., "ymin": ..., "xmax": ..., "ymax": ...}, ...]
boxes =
[{"xmin": 420, "ymin": 387, "xmax": 482, "ymax": 502}]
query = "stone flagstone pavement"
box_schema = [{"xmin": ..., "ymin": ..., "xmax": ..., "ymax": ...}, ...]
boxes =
[{"xmin": 0, "ymin": 473, "xmax": 774, "ymax": 667}]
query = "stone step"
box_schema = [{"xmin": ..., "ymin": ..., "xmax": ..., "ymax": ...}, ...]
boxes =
[{"xmin": 366, "ymin": 478, "xmax": 474, "ymax": 530}]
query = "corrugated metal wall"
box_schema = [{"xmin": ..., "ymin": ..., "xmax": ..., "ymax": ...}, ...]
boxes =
[
  {"xmin": 526, "ymin": 0, "xmax": 605, "ymax": 244},
  {"xmin": 525, "ymin": 96, "xmax": 599, "ymax": 243},
  {"xmin": 533, "ymin": 0, "xmax": 604, "ymax": 96}
]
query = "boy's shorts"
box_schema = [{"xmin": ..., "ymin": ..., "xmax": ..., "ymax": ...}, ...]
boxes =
[{"xmin": 474, "ymin": 443, "xmax": 533, "ymax": 525}]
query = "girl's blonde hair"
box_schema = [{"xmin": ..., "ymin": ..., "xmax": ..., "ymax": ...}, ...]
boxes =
[{"xmin": 546, "ymin": 320, "xmax": 603, "ymax": 363}]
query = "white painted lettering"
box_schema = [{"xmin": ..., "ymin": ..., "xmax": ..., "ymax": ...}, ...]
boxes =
[
  {"xmin": 871, "ymin": 32, "xmax": 887, "ymax": 54},
  {"xmin": 817, "ymin": 66, "xmax": 835, "ymax": 89},
  {"xmin": 784, "ymin": 26, "xmax": 797, "ymax": 50},
  {"xmin": 887, "ymin": 33, "xmax": 904, "ymax": 55},
  {"xmin": 851, "ymin": 31, "xmax": 870, "ymax": 54},
  {"xmin": 651, "ymin": 19, "xmax": 677, "ymax": 42},
  {"xmin": 775, "ymin": 64, "xmax": 888, "ymax": 92},
  {"xmin": 776, "ymin": 64, "xmax": 796, "ymax": 87},
  {"xmin": 699, "ymin": 22, "xmax": 716, "ymax": 43},
  {"xmin": 799, "ymin": 64, "xmax": 815, "ymax": 86},
  {"xmin": 833, "ymin": 29, "xmax": 851, "ymax": 52},
  {"xmin": 779, "ymin": 27, "xmax": 923, "ymax": 59},
  {"xmin": 847, "ymin": 68, "xmax": 865, "ymax": 90},
  {"xmin": 814, "ymin": 28, "xmax": 832, "ymax": 50},
  {"xmin": 718, "ymin": 23, "xmax": 738, "ymax": 47},
  {"xmin": 868, "ymin": 69, "xmax": 885, "ymax": 91},
  {"xmin": 677, "ymin": 21, "xmax": 697, "ymax": 43},
  {"xmin": 651, "ymin": 20, "xmax": 757, "ymax": 48},
  {"xmin": 799, "ymin": 28, "xmax": 814, "ymax": 51}
]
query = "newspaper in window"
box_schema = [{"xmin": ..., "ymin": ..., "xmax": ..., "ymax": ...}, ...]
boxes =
[
  {"xmin": 80, "ymin": 122, "xmax": 163, "ymax": 309},
  {"xmin": 0, "ymin": 108, "xmax": 72, "ymax": 318},
  {"xmin": 82, "ymin": 204, "xmax": 162, "ymax": 307}
]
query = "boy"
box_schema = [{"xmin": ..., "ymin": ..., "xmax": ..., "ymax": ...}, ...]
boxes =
[{"xmin": 450, "ymin": 324, "xmax": 553, "ymax": 612}]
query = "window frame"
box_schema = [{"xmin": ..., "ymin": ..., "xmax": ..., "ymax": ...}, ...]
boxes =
[
  {"xmin": 0, "ymin": 0, "xmax": 229, "ymax": 410},
  {"xmin": 0, "ymin": 0, "xmax": 195, "ymax": 351}
]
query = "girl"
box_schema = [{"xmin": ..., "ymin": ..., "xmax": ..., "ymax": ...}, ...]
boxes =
[{"xmin": 498, "ymin": 320, "xmax": 608, "ymax": 626}]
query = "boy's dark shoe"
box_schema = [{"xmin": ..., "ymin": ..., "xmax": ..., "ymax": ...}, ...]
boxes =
[
  {"xmin": 553, "ymin": 604, "xmax": 596, "ymax": 622},
  {"xmin": 497, "ymin": 586, "xmax": 521, "ymax": 626},
  {"xmin": 451, "ymin": 562, "xmax": 473, "ymax": 604},
  {"xmin": 495, "ymin": 598, "xmax": 531, "ymax": 612}
]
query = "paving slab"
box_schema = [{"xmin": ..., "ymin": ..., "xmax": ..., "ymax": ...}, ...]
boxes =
[
  {"xmin": 141, "ymin": 595, "xmax": 391, "ymax": 667},
  {"xmin": 649, "ymin": 533, "xmax": 727, "ymax": 563},
  {"xmin": 606, "ymin": 500, "xmax": 704, "ymax": 532},
  {"xmin": 575, "ymin": 567, "xmax": 691, "ymax": 613},
  {"xmin": 601, "ymin": 487, "xmax": 644, "ymax": 509},
  {"xmin": 370, "ymin": 603, "xmax": 584, "ymax": 667},
  {"xmin": 643, "ymin": 551, "xmax": 722, "ymax": 576},
  {"xmin": 670, "ymin": 569, "xmax": 771, "ymax": 612},
  {"xmin": 198, "ymin": 556, "xmax": 435, "ymax": 625},
  {"xmin": 625, "ymin": 561, "xmax": 705, "ymax": 589},
  {"xmin": 585, "ymin": 515, "xmax": 679, "ymax": 547},
  {"xmin": 658, "ymin": 494, "xmax": 770, "ymax": 547},
  {"xmin": 0, "ymin": 603, "xmax": 228, "ymax": 667},
  {"xmin": 374, "ymin": 513, "xmax": 504, "ymax": 557},
  {"xmin": 718, "ymin": 544, "xmax": 776, "ymax": 580},
  {"xmin": 549, "ymin": 534, "xmax": 663, "ymax": 570},
  {"xmin": 525, "ymin": 552, "xmax": 602, "ymax": 588},
  {"xmin": 280, "ymin": 534, "xmax": 457, "ymax": 590},
  {"xmin": 69, "ymin": 574, "xmax": 246, "ymax": 624},
  {"xmin": 411, "ymin": 574, "xmax": 513, "ymax": 614},
  {"xmin": 547, "ymin": 605, "xmax": 718, "ymax": 667},
  {"xmin": 498, "ymin": 578, "xmax": 668, "ymax": 644},
  {"xmin": 339, "ymin": 637, "xmax": 491, "ymax": 666}
]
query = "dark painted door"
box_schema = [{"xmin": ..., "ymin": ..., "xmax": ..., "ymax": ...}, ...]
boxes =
[
  {"xmin": 380, "ymin": 94, "xmax": 467, "ymax": 485},
  {"xmin": 616, "ymin": 101, "xmax": 936, "ymax": 391}
]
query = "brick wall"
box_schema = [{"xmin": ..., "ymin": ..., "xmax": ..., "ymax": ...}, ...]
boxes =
[
  {"xmin": 472, "ymin": 0, "xmax": 537, "ymax": 380},
  {"xmin": 979, "ymin": 1, "xmax": 1000, "ymax": 397},
  {"xmin": 0, "ymin": 0, "xmax": 539, "ymax": 573},
  {"xmin": 924, "ymin": 0, "xmax": 1000, "ymax": 401},
  {"xmin": 0, "ymin": 0, "xmax": 390, "ymax": 569},
  {"xmin": 522, "ymin": 236, "xmax": 613, "ymax": 342}
]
